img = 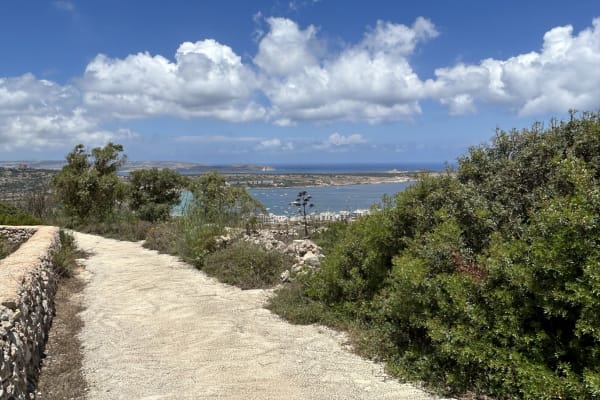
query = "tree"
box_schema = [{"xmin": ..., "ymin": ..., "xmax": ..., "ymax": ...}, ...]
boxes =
[
  {"xmin": 292, "ymin": 191, "xmax": 313, "ymax": 236},
  {"xmin": 51, "ymin": 143, "xmax": 126, "ymax": 223},
  {"xmin": 190, "ymin": 171, "xmax": 265, "ymax": 224},
  {"xmin": 128, "ymin": 168, "xmax": 187, "ymax": 222}
]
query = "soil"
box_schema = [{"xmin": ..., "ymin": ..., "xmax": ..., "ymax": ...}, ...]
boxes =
[{"xmin": 36, "ymin": 267, "xmax": 88, "ymax": 399}]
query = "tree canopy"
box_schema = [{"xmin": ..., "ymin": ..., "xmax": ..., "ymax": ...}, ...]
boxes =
[
  {"xmin": 51, "ymin": 142, "xmax": 126, "ymax": 223},
  {"xmin": 129, "ymin": 168, "xmax": 187, "ymax": 222}
]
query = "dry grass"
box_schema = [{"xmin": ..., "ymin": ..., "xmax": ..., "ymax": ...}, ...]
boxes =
[{"xmin": 35, "ymin": 266, "xmax": 87, "ymax": 399}]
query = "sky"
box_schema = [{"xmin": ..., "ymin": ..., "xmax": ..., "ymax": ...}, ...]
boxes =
[{"xmin": 0, "ymin": 0, "xmax": 599, "ymax": 165}]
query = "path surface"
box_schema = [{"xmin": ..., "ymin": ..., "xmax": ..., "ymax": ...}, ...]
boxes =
[{"xmin": 74, "ymin": 232, "xmax": 445, "ymax": 400}]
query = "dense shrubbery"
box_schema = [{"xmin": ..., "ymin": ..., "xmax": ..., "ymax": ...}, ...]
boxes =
[
  {"xmin": 270, "ymin": 112, "xmax": 600, "ymax": 399},
  {"xmin": 203, "ymin": 241, "xmax": 293, "ymax": 289},
  {"xmin": 0, "ymin": 201, "xmax": 43, "ymax": 225}
]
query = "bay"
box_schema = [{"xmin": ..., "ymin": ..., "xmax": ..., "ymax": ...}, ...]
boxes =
[{"xmin": 247, "ymin": 181, "xmax": 413, "ymax": 216}]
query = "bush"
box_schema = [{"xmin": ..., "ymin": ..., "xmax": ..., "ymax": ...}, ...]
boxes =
[
  {"xmin": 0, "ymin": 201, "xmax": 43, "ymax": 225},
  {"xmin": 143, "ymin": 221, "xmax": 179, "ymax": 254},
  {"xmin": 53, "ymin": 230, "xmax": 86, "ymax": 277},
  {"xmin": 75, "ymin": 211, "xmax": 153, "ymax": 242},
  {"xmin": 269, "ymin": 112, "xmax": 600, "ymax": 399},
  {"xmin": 203, "ymin": 241, "xmax": 293, "ymax": 289}
]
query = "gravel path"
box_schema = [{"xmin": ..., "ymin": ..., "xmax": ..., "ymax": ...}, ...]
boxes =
[{"xmin": 75, "ymin": 232, "xmax": 446, "ymax": 400}]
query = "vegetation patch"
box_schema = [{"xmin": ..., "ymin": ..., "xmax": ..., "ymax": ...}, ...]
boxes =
[
  {"xmin": 0, "ymin": 201, "xmax": 43, "ymax": 225},
  {"xmin": 203, "ymin": 241, "xmax": 293, "ymax": 289},
  {"xmin": 36, "ymin": 229, "xmax": 89, "ymax": 399},
  {"xmin": 52, "ymin": 230, "xmax": 89, "ymax": 277},
  {"xmin": 269, "ymin": 112, "xmax": 600, "ymax": 399}
]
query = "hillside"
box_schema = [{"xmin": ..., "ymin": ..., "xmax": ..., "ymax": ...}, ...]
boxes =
[{"xmin": 269, "ymin": 111, "xmax": 600, "ymax": 399}]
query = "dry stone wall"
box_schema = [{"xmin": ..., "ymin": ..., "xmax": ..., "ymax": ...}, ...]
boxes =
[
  {"xmin": 0, "ymin": 228, "xmax": 35, "ymax": 245},
  {"xmin": 0, "ymin": 226, "xmax": 59, "ymax": 400}
]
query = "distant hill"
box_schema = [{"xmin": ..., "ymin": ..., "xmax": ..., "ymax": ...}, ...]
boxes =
[{"xmin": 0, "ymin": 160, "xmax": 273, "ymax": 173}]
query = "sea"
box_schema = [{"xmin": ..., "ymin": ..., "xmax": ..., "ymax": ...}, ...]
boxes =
[
  {"xmin": 248, "ymin": 181, "xmax": 413, "ymax": 215},
  {"xmin": 175, "ymin": 162, "xmax": 444, "ymax": 216}
]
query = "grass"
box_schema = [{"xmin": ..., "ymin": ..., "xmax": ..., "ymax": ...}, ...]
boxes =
[
  {"xmin": 0, "ymin": 201, "xmax": 43, "ymax": 225},
  {"xmin": 203, "ymin": 240, "xmax": 294, "ymax": 289},
  {"xmin": 52, "ymin": 230, "xmax": 88, "ymax": 277},
  {"xmin": 36, "ymin": 249, "xmax": 87, "ymax": 399},
  {"xmin": 266, "ymin": 279, "xmax": 333, "ymax": 324}
]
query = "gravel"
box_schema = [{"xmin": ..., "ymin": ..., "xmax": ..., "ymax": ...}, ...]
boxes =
[{"xmin": 75, "ymin": 232, "xmax": 448, "ymax": 400}]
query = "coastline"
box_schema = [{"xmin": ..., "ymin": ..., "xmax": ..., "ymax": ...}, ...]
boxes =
[{"xmin": 225, "ymin": 172, "xmax": 420, "ymax": 188}]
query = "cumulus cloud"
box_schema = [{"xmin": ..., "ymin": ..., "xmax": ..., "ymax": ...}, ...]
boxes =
[
  {"xmin": 3, "ymin": 15, "xmax": 600, "ymax": 150},
  {"xmin": 257, "ymin": 17, "xmax": 437, "ymax": 124},
  {"xmin": 0, "ymin": 74, "xmax": 135, "ymax": 151},
  {"xmin": 81, "ymin": 40, "xmax": 266, "ymax": 121},
  {"xmin": 253, "ymin": 17, "xmax": 319, "ymax": 77},
  {"xmin": 432, "ymin": 18, "xmax": 600, "ymax": 115}
]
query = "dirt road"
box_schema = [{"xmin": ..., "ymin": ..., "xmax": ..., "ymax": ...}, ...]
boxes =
[{"xmin": 74, "ymin": 232, "xmax": 445, "ymax": 400}]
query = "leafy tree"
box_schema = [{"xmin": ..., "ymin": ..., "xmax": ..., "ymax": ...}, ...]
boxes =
[
  {"xmin": 51, "ymin": 143, "xmax": 126, "ymax": 223},
  {"xmin": 179, "ymin": 171, "xmax": 266, "ymax": 267},
  {"xmin": 189, "ymin": 171, "xmax": 265, "ymax": 224},
  {"xmin": 129, "ymin": 168, "xmax": 187, "ymax": 222}
]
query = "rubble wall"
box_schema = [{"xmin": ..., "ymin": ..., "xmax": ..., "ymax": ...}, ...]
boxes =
[{"xmin": 0, "ymin": 226, "xmax": 60, "ymax": 400}]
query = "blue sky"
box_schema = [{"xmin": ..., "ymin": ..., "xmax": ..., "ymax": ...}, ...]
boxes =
[{"xmin": 0, "ymin": 1, "xmax": 599, "ymax": 165}]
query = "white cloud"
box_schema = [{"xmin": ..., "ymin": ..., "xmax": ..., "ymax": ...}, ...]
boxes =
[
  {"xmin": 326, "ymin": 132, "xmax": 366, "ymax": 146},
  {"xmin": 256, "ymin": 138, "xmax": 295, "ymax": 151},
  {"xmin": 3, "ymin": 15, "xmax": 600, "ymax": 149},
  {"xmin": 257, "ymin": 17, "xmax": 436, "ymax": 123},
  {"xmin": 314, "ymin": 132, "xmax": 367, "ymax": 150},
  {"xmin": 432, "ymin": 18, "xmax": 600, "ymax": 115},
  {"xmin": 253, "ymin": 17, "xmax": 319, "ymax": 77},
  {"xmin": 0, "ymin": 74, "xmax": 136, "ymax": 151},
  {"xmin": 81, "ymin": 40, "xmax": 266, "ymax": 121}
]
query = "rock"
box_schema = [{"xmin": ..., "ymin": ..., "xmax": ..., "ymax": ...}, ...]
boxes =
[
  {"xmin": 302, "ymin": 251, "xmax": 320, "ymax": 267},
  {"xmin": 280, "ymin": 270, "xmax": 290, "ymax": 282},
  {"xmin": 291, "ymin": 263, "xmax": 304, "ymax": 273}
]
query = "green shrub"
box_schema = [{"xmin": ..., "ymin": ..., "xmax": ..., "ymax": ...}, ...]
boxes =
[
  {"xmin": 53, "ymin": 230, "xmax": 86, "ymax": 277},
  {"xmin": 203, "ymin": 241, "xmax": 293, "ymax": 289},
  {"xmin": 269, "ymin": 112, "xmax": 600, "ymax": 399},
  {"xmin": 143, "ymin": 221, "xmax": 179, "ymax": 254},
  {"xmin": 75, "ymin": 211, "xmax": 153, "ymax": 242},
  {"xmin": 177, "ymin": 220, "xmax": 222, "ymax": 268},
  {"xmin": 0, "ymin": 202, "xmax": 43, "ymax": 225},
  {"xmin": 267, "ymin": 278, "xmax": 333, "ymax": 325}
]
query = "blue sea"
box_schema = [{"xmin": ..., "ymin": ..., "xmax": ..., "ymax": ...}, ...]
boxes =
[
  {"xmin": 248, "ymin": 181, "xmax": 413, "ymax": 215},
  {"xmin": 174, "ymin": 163, "xmax": 442, "ymax": 215}
]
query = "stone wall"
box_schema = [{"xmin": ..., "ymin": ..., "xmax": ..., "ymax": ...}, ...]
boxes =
[
  {"xmin": 0, "ymin": 226, "xmax": 60, "ymax": 400},
  {"xmin": 0, "ymin": 227, "xmax": 36, "ymax": 245}
]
